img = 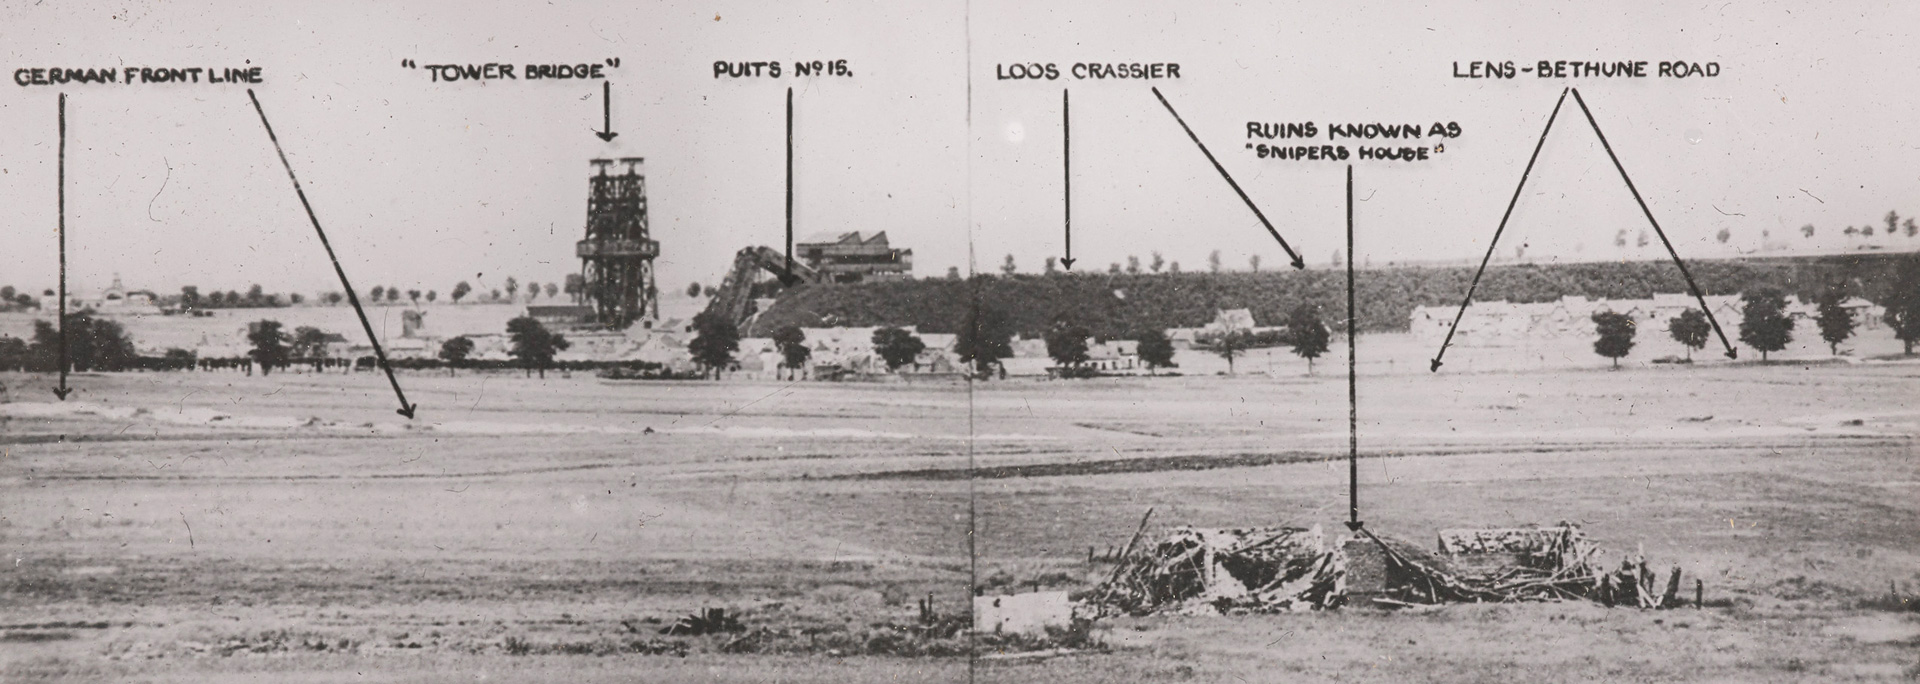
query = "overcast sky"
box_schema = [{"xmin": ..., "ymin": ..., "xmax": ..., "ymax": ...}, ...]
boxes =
[{"xmin": 2, "ymin": 0, "xmax": 1916, "ymax": 297}]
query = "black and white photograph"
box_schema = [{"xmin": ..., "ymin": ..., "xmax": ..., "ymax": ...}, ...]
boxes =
[{"xmin": 2, "ymin": 1, "xmax": 1918, "ymax": 681}]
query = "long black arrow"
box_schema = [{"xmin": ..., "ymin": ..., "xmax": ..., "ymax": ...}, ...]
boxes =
[
  {"xmin": 595, "ymin": 81, "xmax": 618, "ymax": 142},
  {"xmin": 1060, "ymin": 88, "xmax": 1077, "ymax": 271},
  {"xmin": 52, "ymin": 93, "xmax": 71, "ymax": 400},
  {"xmin": 779, "ymin": 87, "xmax": 800, "ymax": 286},
  {"xmin": 1570, "ymin": 88, "xmax": 1737, "ymax": 360},
  {"xmin": 1431, "ymin": 88, "xmax": 1570, "ymax": 372},
  {"xmin": 1151, "ymin": 86, "xmax": 1305, "ymax": 270},
  {"xmin": 1345, "ymin": 164, "xmax": 1361, "ymax": 532},
  {"xmin": 247, "ymin": 89, "xmax": 417, "ymax": 418}
]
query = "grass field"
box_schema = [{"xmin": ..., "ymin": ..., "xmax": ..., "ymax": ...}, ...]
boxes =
[{"xmin": 3, "ymin": 345, "xmax": 1918, "ymax": 681}]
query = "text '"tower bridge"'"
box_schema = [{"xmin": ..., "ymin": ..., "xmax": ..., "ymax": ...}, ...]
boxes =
[{"xmin": 576, "ymin": 158, "xmax": 659, "ymax": 329}]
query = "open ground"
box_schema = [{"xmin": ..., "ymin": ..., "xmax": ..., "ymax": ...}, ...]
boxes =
[{"xmin": 2, "ymin": 339, "xmax": 1917, "ymax": 681}]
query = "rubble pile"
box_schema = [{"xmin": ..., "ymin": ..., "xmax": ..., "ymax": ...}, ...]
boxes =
[
  {"xmin": 1085, "ymin": 525, "xmax": 1346, "ymax": 616},
  {"xmin": 1081, "ymin": 519, "xmax": 1695, "ymax": 617},
  {"xmin": 1366, "ymin": 524, "xmax": 1692, "ymax": 609}
]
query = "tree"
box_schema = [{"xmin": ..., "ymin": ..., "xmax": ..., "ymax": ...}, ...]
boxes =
[
  {"xmin": 290, "ymin": 326, "xmax": 330, "ymax": 359},
  {"xmin": 438, "ymin": 335, "xmax": 475, "ymax": 375},
  {"xmin": 1168, "ymin": 261, "xmax": 1181, "ymax": 274},
  {"xmin": 1126, "ymin": 255, "xmax": 1142, "ymax": 274},
  {"xmin": 1591, "ymin": 311, "xmax": 1636, "ymax": 368},
  {"xmin": 872, "ymin": 327, "xmax": 927, "ymax": 372},
  {"xmin": 208, "ymin": 291, "xmax": 226, "ymax": 307},
  {"xmin": 1149, "ymin": 251, "xmax": 1165, "ymax": 273},
  {"xmin": 1906, "ymin": 218, "xmax": 1918, "ymax": 238},
  {"xmin": 688, "ymin": 282, "xmax": 703, "ymax": 298},
  {"xmin": 955, "ymin": 304, "xmax": 1015, "ymax": 377},
  {"xmin": 288, "ymin": 293, "xmax": 305, "ymax": 305},
  {"xmin": 1208, "ymin": 250, "xmax": 1223, "ymax": 273},
  {"xmin": 1001, "ymin": 254, "xmax": 1018, "ymax": 276},
  {"xmin": 0, "ymin": 335, "xmax": 27, "ymax": 371},
  {"xmin": 491, "ymin": 289, "xmax": 502, "ymax": 301},
  {"xmin": 386, "ymin": 288, "xmax": 400, "ymax": 303},
  {"xmin": 1286, "ymin": 303, "xmax": 1330, "ymax": 373},
  {"xmin": 452, "ymin": 281, "xmax": 472, "ymax": 303},
  {"xmin": 565, "ymin": 274, "xmax": 586, "ymax": 303},
  {"xmin": 946, "ymin": 266, "xmax": 961, "ymax": 280},
  {"xmin": 525, "ymin": 282, "xmax": 540, "ymax": 302},
  {"xmin": 1248, "ymin": 255, "xmax": 1262, "ymax": 272},
  {"xmin": 370, "ymin": 285, "xmax": 385, "ymax": 302},
  {"xmin": 545, "ymin": 283, "xmax": 558, "ymax": 300},
  {"xmin": 772, "ymin": 325, "xmax": 810, "ymax": 380},
  {"xmin": 179, "ymin": 285, "xmax": 200, "ymax": 308},
  {"xmin": 247, "ymin": 284, "xmax": 266, "ymax": 306},
  {"xmin": 1043, "ymin": 319, "xmax": 1091, "ymax": 370},
  {"xmin": 408, "ymin": 289, "xmax": 421, "ymax": 304},
  {"xmin": 426, "ymin": 290, "xmax": 437, "ymax": 303},
  {"xmin": 1213, "ymin": 330, "xmax": 1251, "ymax": 374},
  {"xmin": 506, "ymin": 315, "xmax": 570, "ymax": 378},
  {"xmin": 0, "ymin": 286, "xmax": 13, "ymax": 302},
  {"xmin": 1044, "ymin": 256, "xmax": 1058, "ymax": 274},
  {"xmin": 1801, "ymin": 224, "xmax": 1815, "ymax": 239},
  {"xmin": 31, "ymin": 310, "xmax": 136, "ymax": 372},
  {"xmin": 1738, "ymin": 288, "xmax": 1794, "ymax": 361},
  {"xmin": 1885, "ymin": 258, "xmax": 1920, "ymax": 354},
  {"xmin": 1815, "ymin": 286, "xmax": 1855, "ymax": 355},
  {"xmin": 1108, "ymin": 263, "xmax": 1121, "ymax": 274},
  {"xmin": 687, "ymin": 311, "xmax": 740, "ymax": 380},
  {"xmin": 247, "ymin": 320, "xmax": 290, "ymax": 375},
  {"xmin": 1715, "ymin": 228, "xmax": 1731, "ymax": 244},
  {"xmin": 1887, "ymin": 211, "xmax": 1900, "ymax": 238},
  {"xmin": 505, "ymin": 277, "xmax": 519, "ymax": 300},
  {"xmin": 1135, "ymin": 328, "xmax": 1175, "ymax": 375},
  {"xmin": 1666, "ymin": 308, "xmax": 1711, "ymax": 361},
  {"xmin": 326, "ymin": 292, "xmax": 344, "ymax": 306}
]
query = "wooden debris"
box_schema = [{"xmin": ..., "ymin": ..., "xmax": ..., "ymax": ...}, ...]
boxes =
[
  {"xmin": 1362, "ymin": 524, "xmax": 1691, "ymax": 609},
  {"xmin": 1085, "ymin": 525, "xmax": 1344, "ymax": 616},
  {"xmin": 660, "ymin": 607, "xmax": 743, "ymax": 636}
]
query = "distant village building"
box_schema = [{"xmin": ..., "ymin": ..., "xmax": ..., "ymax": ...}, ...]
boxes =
[
  {"xmin": 731, "ymin": 326, "xmax": 961, "ymax": 379},
  {"xmin": 76, "ymin": 275, "xmax": 160, "ymax": 313},
  {"xmin": 795, "ymin": 231, "xmax": 914, "ymax": 283},
  {"xmin": 1165, "ymin": 308, "xmax": 1285, "ymax": 350}
]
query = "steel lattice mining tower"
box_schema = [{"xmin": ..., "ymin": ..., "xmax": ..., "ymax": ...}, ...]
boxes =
[{"xmin": 576, "ymin": 158, "xmax": 659, "ymax": 329}]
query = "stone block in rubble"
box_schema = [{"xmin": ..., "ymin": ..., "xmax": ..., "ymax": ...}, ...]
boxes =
[
  {"xmin": 974, "ymin": 591, "xmax": 1071, "ymax": 635},
  {"xmin": 1341, "ymin": 536, "xmax": 1390, "ymax": 601}
]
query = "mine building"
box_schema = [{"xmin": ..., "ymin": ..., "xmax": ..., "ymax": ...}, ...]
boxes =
[{"xmin": 795, "ymin": 231, "xmax": 914, "ymax": 283}]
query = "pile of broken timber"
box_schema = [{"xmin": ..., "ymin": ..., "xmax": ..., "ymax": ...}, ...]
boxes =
[
  {"xmin": 1087, "ymin": 525, "xmax": 1345, "ymax": 616},
  {"xmin": 1366, "ymin": 524, "xmax": 1691, "ymax": 609}
]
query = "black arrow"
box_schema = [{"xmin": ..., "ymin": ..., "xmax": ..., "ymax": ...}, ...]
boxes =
[
  {"xmin": 52, "ymin": 92, "xmax": 70, "ymax": 400},
  {"xmin": 1569, "ymin": 88, "xmax": 1737, "ymax": 360},
  {"xmin": 247, "ymin": 89, "xmax": 417, "ymax": 419},
  {"xmin": 1344, "ymin": 164, "xmax": 1361, "ymax": 532},
  {"xmin": 779, "ymin": 87, "xmax": 801, "ymax": 286},
  {"xmin": 1151, "ymin": 86, "xmax": 1305, "ymax": 270},
  {"xmin": 1431, "ymin": 88, "xmax": 1570, "ymax": 372},
  {"xmin": 1060, "ymin": 88, "xmax": 1076, "ymax": 271},
  {"xmin": 595, "ymin": 81, "xmax": 618, "ymax": 142}
]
